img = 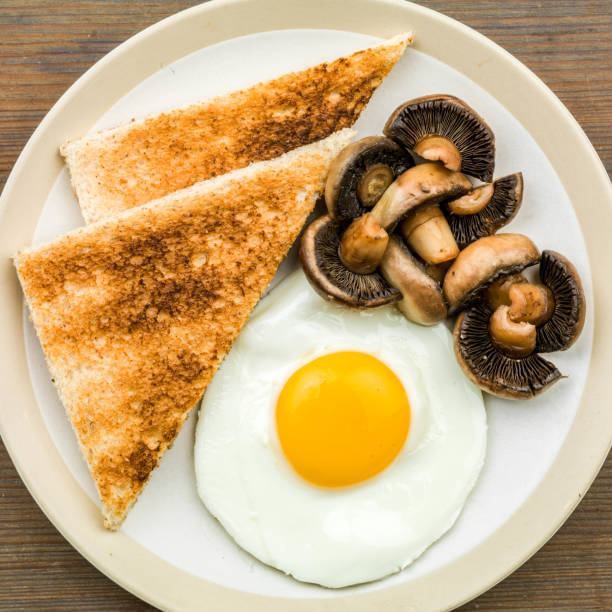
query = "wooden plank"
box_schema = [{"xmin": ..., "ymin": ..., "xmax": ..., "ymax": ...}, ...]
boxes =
[{"xmin": 0, "ymin": 1, "xmax": 610, "ymax": 609}]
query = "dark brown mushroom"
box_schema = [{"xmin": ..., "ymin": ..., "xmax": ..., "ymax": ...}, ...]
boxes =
[
  {"xmin": 379, "ymin": 236, "xmax": 447, "ymax": 326},
  {"xmin": 325, "ymin": 136, "xmax": 413, "ymax": 221},
  {"xmin": 444, "ymin": 173, "xmax": 523, "ymax": 249},
  {"xmin": 338, "ymin": 163, "xmax": 470, "ymax": 272},
  {"xmin": 452, "ymin": 249, "xmax": 585, "ymax": 398},
  {"xmin": 536, "ymin": 250, "xmax": 586, "ymax": 352},
  {"xmin": 454, "ymin": 302, "xmax": 562, "ymax": 399},
  {"xmin": 299, "ymin": 214, "xmax": 400, "ymax": 309},
  {"xmin": 443, "ymin": 234, "xmax": 540, "ymax": 315},
  {"xmin": 383, "ymin": 94, "xmax": 496, "ymax": 182}
]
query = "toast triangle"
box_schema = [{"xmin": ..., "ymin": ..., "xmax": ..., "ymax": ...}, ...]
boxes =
[
  {"xmin": 15, "ymin": 129, "xmax": 354, "ymax": 529},
  {"xmin": 61, "ymin": 33, "xmax": 412, "ymax": 223}
]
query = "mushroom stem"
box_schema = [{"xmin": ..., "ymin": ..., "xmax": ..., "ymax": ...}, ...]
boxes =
[
  {"xmin": 484, "ymin": 273, "xmax": 527, "ymax": 311},
  {"xmin": 399, "ymin": 204, "xmax": 459, "ymax": 264},
  {"xmin": 446, "ymin": 183, "xmax": 494, "ymax": 215},
  {"xmin": 357, "ymin": 163, "xmax": 395, "ymax": 207},
  {"xmin": 299, "ymin": 214, "xmax": 400, "ymax": 309},
  {"xmin": 489, "ymin": 305, "xmax": 537, "ymax": 358},
  {"xmin": 508, "ymin": 283, "xmax": 555, "ymax": 326},
  {"xmin": 413, "ymin": 136, "xmax": 462, "ymax": 172},
  {"xmin": 338, "ymin": 213, "xmax": 389, "ymax": 274}
]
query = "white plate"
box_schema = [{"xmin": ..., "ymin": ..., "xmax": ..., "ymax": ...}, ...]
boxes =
[{"xmin": 1, "ymin": 1, "xmax": 611, "ymax": 610}]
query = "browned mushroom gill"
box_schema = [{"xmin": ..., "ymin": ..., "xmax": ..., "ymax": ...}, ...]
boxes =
[
  {"xmin": 452, "ymin": 248, "xmax": 585, "ymax": 399},
  {"xmin": 299, "ymin": 214, "xmax": 400, "ymax": 309},
  {"xmin": 535, "ymin": 250, "xmax": 586, "ymax": 352},
  {"xmin": 445, "ymin": 173, "xmax": 524, "ymax": 250},
  {"xmin": 455, "ymin": 302, "xmax": 562, "ymax": 399},
  {"xmin": 383, "ymin": 94, "xmax": 496, "ymax": 182}
]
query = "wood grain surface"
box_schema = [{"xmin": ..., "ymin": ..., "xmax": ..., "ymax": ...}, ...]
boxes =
[{"xmin": 1, "ymin": 1, "xmax": 610, "ymax": 610}]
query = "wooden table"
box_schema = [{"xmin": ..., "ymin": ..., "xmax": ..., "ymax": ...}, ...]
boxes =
[{"xmin": 1, "ymin": 1, "xmax": 610, "ymax": 609}]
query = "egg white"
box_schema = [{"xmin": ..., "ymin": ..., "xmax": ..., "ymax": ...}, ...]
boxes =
[{"xmin": 195, "ymin": 269, "xmax": 486, "ymax": 588}]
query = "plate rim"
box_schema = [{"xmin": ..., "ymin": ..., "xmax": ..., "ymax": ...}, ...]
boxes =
[{"xmin": 1, "ymin": 0, "xmax": 611, "ymax": 610}]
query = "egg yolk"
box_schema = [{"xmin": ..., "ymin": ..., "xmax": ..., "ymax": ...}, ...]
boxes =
[{"xmin": 276, "ymin": 351, "xmax": 411, "ymax": 487}]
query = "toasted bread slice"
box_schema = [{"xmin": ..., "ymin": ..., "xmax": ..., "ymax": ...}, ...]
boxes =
[
  {"xmin": 15, "ymin": 129, "xmax": 354, "ymax": 529},
  {"xmin": 60, "ymin": 33, "xmax": 411, "ymax": 224}
]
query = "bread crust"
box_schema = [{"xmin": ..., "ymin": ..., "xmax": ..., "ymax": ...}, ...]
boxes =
[
  {"xmin": 60, "ymin": 34, "xmax": 411, "ymax": 223},
  {"xmin": 15, "ymin": 131, "xmax": 353, "ymax": 529}
]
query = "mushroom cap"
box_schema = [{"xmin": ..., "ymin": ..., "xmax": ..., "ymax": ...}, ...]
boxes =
[
  {"xmin": 380, "ymin": 236, "xmax": 447, "ymax": 326},
  {"xmin": 325, "ymin": 136, "xmax": 413, "ymax": 221},
  {"xmin": 443, "ymin": 233, "xmax": 540, "ymax": 315},
  {"xmin": 445, "ymin": 172, "xmax": 523, "ymax": 249},
  {"xmin": 372, "ymin": 162, "xmax": 472, "ymax": 229},
  {"xmin": 299, "ymin": 214, "xmax": 400, "ymax": 308},
  {"xmin": 536, "ymin": 250, "xmax": 586, "ymax": 352},
  {"xmin": 383, "ymin": 94, "xmax": 496, "ymax": 182},
  {"xmin": 454, "ymin": 302, "xmax": 562, "ymax": 399}
]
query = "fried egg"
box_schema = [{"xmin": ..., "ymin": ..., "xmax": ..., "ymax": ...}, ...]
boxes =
[{"xmin": 195, "ymin": 269, "xmax": 486, "ymax": 588}]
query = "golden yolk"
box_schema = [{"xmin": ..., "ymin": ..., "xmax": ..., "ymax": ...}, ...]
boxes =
[{"xmin": 276, "ymin": 351, "xmax": 411, "ymax": 487}]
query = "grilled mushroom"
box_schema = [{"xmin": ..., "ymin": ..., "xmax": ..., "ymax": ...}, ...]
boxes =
[
  {"xmin": 454, "ymin": 302, "xmax": 562, "ymax": 399},
  {"xmin": 443, "ymin": 234, "xmax": 540, "ymax": 315},
  {"xmin": 384, "ymin": 94, "xmax": 496, "ymax": 182},
  {"xmin": 339, "ymin": 163, "xmax": 470, "ymax": 272},
  {"xmin": 325, "ymin": 136, "xmax": 413, "ymax": 221},
  {"xmin": 452, "ymin": 249, "xmax": 585, "ymax": 399},
  {"xmin": 445, "ymin": 173, "xmax": 523, "ymax": 249},
  {"xmin": 299, "ymin": 214, "xmax": 400, "ymax": 308}
]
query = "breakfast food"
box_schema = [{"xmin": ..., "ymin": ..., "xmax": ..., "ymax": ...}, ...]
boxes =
[
  {"xmin": 61, "ymin": 33, "xmax": 412, "ymax": 224},
  {"xmin": 299, "ymin": 94, "xmax": 586, "ymax": 399},
  {"xmin": 445, "ymin": 173, "xmax": 523, "ymax": 249},
  {"xmin": 383, "ymin": 94, "xmax": 496, "ymax": 182},
  {"xmin": 14, "ymin": 130, "xmax": 353, "ymax": 529},
  {"xmin": 299, "ymin": 213, "xmax": 401, "ymax": 308},
  {"xmin": 341, "ymin": 163, "xmax": 471, "ymax": 270},
  {"xmin": 324, "ymin": 136, "xmax": 413, "ymax": 220},
  {"xmin": 380, "ymin": 236, "xmax": 448, "ymax": 325},
  {"xmin": 443, "ymin": 234, "xmax": 541, "ymax": 315},
  {"xmin": 453, "ymin": 247, "xmax": 586, "ymax": 398},
  {"xmin": 195, "ymin": 270, "xmax": 486, "ymax": 588}
]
